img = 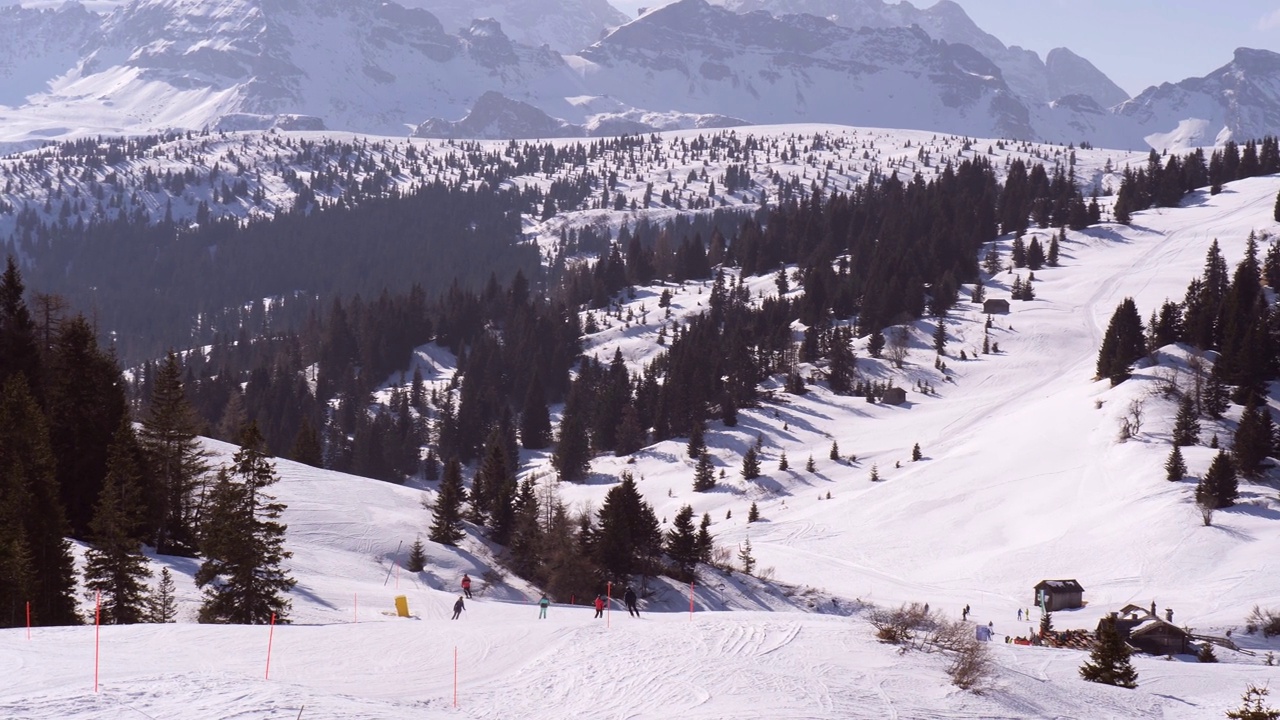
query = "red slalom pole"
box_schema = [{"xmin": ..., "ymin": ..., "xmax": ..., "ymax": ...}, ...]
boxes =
[
  {"xmin": 25, "ymin": 601, "xmax": 30, "ymax": 640},
  {"xmin": 94, "ymin": 592, "xmax": 101, "ymax": 693},
  {"xmin": 689, "ymin": 581, "xmax": 695, "ymax": 621},
  {"xmin": 453, "ymin": 645, "xmax": 458, "ymax": 708},
  {"xmin": 265, "ymin": 613, "xmax": 276, "ymax": 680}
]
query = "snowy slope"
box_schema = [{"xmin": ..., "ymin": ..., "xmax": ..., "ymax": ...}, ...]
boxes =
[{"xmin": 5, "ymin": 125, "xmax": 1280, "ymax": 716}]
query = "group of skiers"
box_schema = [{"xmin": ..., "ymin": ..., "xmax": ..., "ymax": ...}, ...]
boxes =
[{"xmin": 449, "ymin": 573, "xmax": 642, "ymax": 621}]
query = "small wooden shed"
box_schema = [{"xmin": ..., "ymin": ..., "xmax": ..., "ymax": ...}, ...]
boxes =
[
  {"xmin": 881, "ymin": 387, "xmax": 907, "ymax": 405},
  {"xmin": 1034, "ymin": 579, "xmax": 1084, "ymax": 611},
  {"xmin": 983, "ymin": 298, "xmax": 1011, "ymax": 314}
]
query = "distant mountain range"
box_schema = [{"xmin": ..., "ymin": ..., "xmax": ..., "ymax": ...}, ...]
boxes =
[{"xmin": 0, "ymin": 0, "xmax": 1275, "ymax": 149}]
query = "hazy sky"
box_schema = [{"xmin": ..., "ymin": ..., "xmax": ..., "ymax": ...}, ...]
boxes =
[{"xmin": 610, "ymin": 0, "xmax": 1280, "ymax": 97}]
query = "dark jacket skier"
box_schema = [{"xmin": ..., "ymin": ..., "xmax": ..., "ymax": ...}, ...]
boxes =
[
  {"xmin": 452, "ymin": 596, "xmax": 465, "ymax": 620},
  {"xmin": 624, "ymin": 587, "xmax": 639, "ymax": 617}
]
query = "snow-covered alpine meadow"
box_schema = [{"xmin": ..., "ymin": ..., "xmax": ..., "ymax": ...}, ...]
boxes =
[{"xmin": 6, "ymin": 125, "xmax": 1280, "ymax": 717}]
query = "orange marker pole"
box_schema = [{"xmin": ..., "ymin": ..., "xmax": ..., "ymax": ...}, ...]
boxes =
[
  {"xmin": 25, "ymin": 601, "xmax": 30, "ymax": 640},
  {"xmin": 265, "ymin": 613, "xmax": 276, "ymax": 680},
  {"xmin": 94, "ymin": 592, "xmax": 101, "ymax": 693}
]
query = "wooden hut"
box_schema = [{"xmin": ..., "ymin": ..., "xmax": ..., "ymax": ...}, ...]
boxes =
[
  {"xmin": 1034, "ymin": 579, "xmax": 1084, "ymax": 611},
  {"xmin": 1104, "ymin": 613, "xmax": 1192, "ymax": 656},
  {"xmin": 881, "ymin": 387, "xmax": 907, "ymax": 405},
  {"xmin": 983, "ymin": 298, "xmax": 1011, "ymax": 314}
]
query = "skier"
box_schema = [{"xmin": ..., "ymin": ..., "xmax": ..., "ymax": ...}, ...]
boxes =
[
  {"xmin": 538, "ymin": 594, "xmax": 550, "ymax": 619},
  {"xmin": 624, "ymin": 586, "xmax": 639, "ymax": 617},
  {"xmin": 1017, "ymin": 608, "xmax": 1023, "ymax": 621},
  {"xmin": 594, "ymin": 594, "xmax": 605, "ymax": 619},
  {"xmin": 452, "ymin": 596, "xmax": 464, "ymax": 620},
  {"xmin": 461, "ymin": 573, "xmax": 472, "ymax": 599}
]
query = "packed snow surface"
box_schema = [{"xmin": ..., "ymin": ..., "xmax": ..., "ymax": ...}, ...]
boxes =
[{"xmin": 6, "ymin": 125, "xmax": 1280, "ymax": 717}]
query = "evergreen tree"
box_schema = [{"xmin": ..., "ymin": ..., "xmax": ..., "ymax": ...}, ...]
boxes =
[
  {"xmin": 1048, "ymin": 229, "xmax": 1061, "ymax": 267},
  {"xmin": 0, "ymin": 376, "xmax": 78, "ymax": 626},
  {"xmin": 1080, "ymin": 616, "xmax": 1138, "ymax": 688},
  {"xmin": 46, "ymin": 315, "xmax": 129, "ymax": 539},
  {"xmin": 507, "ymin": 477, "xmax": 543, "ymax": 580},
  {"xmin": 1026, "ymin": 237, "xmax": 1045, "ymax": 270},
  {"xmin": 1165, "ymin": 444, "xmax": 1187, "ymax": 482},
  {"xmin": 1203, "ymin": 369, "xmax": 1230, "ymax": 420},
  {"xmin": 867, "ymin": 331, "xmax": 885, "ymax": 359},
  {"xmin": 1227, "ymin": 684, "xmax": 1280, "ymax": 720},
  {"xmin": 741, "ymin": 447, "xmax": 761, "ymax": 480},
  {"xmin": 687, "ymin": 421, "xmax": 706, "ymax": 459},
  {"xmin": 747, "ymin": 501, "xmax": 760, "ymax": 523},
  {"xmin": 614, "ymin": 404, "xmax": 645, "ymax": 456},
  {"xmin": 1096, "ymin": 298, "xmax": 1146, "ymax": 384},
  {"xmin": 695, "ymin": 512, "xmax": 713, "ymax": 563},
  {"xmin": 147, "ymin": 567, "xmax": 179, "ymax": 623},
  {"xmin": 829, "ymin": 440, "xmax": 840, "ymax": 461},
  {"xmin": 429, "ymin": 458, "xmax": 466, "ymax": 546},
  {"xmin": 805, "ymin": 455, "xmax": 815, "ymax": 472},
  {"xmin": 195, "ymin": 423, "xmax": 295, "ymax": 624},
  {"xmin": 912, "ymin": 443, "xmax": 922, "ymax": 462},
  {"xmin": 1172, "ymin": 395, "xmax": 1200, "ymax": 446},
  {"xmin": 870, "ymin": 464, "xmax": 880, "ymax": 482},
  {"xmin": 827, "ymin": 327, "xmax": 856, "ymax": 394},
  {"xmin": 519, "ymin": 380, "xmax": 551, "ymax": 450},
  {"xmin": 141, "ymin": 352, "xmax": 212, "ymax": 556},
  {"xmin": 738, "ymin": 536, "xmax": 756, "ymax": 575},
  {"xmin": 406, "ymin": 537, "xmax": 427, "ymax": 572},
  {"xmin": 1198, "ymin": 643, "xmax": 1219, "ymax": 663},
  {"xmin": 778, "ymin": 450, "xmax": 789, "ymax": 471},
  {"xmin": 595, "ymin": 472, "xmax": 653, "ymax": 580},
  {"xmin": 289, "ymin": 417, "xmax": 322, "ymax": 468},
  {"xmin": 665, "ymin": 504, "xmax": 698, "ymax": 580},
  {"xmin": 1197, "ymin": 450, "xmax": 1238, "ymax": 509},
  {"xmin": 1040, "ymin": 610, "xmax": 1053, "ymax": 636},
  {"xmin": 83, "ymin": 420, "xmax": 152, "ymax": 625},
  {"xmin": 933, "ymin": 316, "xmax": 947, "ymax": 356},
  {"xmin": 470, "ymin": 429, "xmax": 507, "ymax": 526},
  {"xmin": 1232, "ymin": 398, "xmax": 1274, "ymax": 478},
  {"xmin": 693, "ymin": 450, "xmax": 716, "ymax": 492},
  {"xmin": 552, "ymin": 378, "xmax": 592, "ymax": 483},
  {"xmin": 0, "ymin": 257, "xmax": 41, "ymax": 404}
]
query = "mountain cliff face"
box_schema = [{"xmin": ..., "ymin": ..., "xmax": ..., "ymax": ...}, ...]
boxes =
[
  {"xmin": 4, "ymin": 0, "xmax": 580, "ymax": 137},
  {"xmin": 397, "ymin": 0, "xmax": 629, "ymax": 54},
  {"xmin": 1117, "ymin": 48, "xmax": 1280, "ymax": 148},
  {"xmin": 571, "ymin": 0, "xmax": 1033, "ymax": 139},
  {"xmin": 0, "ymin": 4, "xmax": 99, "ymax": 107},
  {"xmin": 710, "ymin": 0, "xmax": 1129, "ymax": 108}
]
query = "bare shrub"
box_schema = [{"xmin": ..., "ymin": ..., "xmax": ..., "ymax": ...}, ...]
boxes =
[
  {"xmin": 869, "ymin": 602, "xmax": 934, "ymax": 645},
  {"xmin": 1198, "ymin": 499, "xmax": 1215, "ymax": 527},
  {"xmin": 887, "ymin": 327, "xmax": 911, "ymax": 369},
  {"xmin": 1246, "ymin": 605, "xmax": 1280, "ymax": 637},
  {"xmin": 869, "ymin": 603, "xmax": 994, "ymax": 691},
  {"xmin": 947, "ymin": 637, "xmax": 994, "ymax": 692}
]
